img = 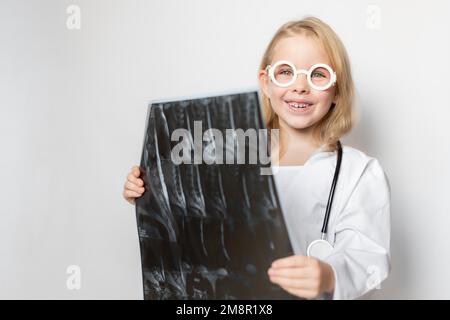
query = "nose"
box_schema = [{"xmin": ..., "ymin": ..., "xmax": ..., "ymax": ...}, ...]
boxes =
[{"xmin": 292, "ymin": 73, "xmax": 310, "ymax": 94}]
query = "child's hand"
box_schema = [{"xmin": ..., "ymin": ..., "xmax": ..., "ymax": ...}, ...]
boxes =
[
  {"xmin": 268, "ymin": 255, "xmax": 335, "ymax": 299},
  {"xmin": 123, "ymin": 165, "xmax": 145, "ymax": 205}
]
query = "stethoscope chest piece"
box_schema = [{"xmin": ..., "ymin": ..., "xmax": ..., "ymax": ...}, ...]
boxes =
[{"xmin": 307, "ymin": 239, "xmax": 333, "ymax": 260}]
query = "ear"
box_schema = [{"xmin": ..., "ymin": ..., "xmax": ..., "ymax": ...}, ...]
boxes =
[
  {"xmin": 258, "ymin": 69, "xmax": 270, "ymax": 99},
  {"xmin": 332, "ymin": 93, "xmax": 339, "ymax": 105}
]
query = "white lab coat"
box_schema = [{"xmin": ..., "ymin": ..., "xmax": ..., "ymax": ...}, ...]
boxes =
[{"xmin": 272, "ymin": 144, "xmax": 391, "ymax": 300}]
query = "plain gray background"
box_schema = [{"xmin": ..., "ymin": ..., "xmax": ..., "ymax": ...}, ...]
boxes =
[{"xmin": 1, "ymin": 0, "xmax": 449, "ymax": 299}]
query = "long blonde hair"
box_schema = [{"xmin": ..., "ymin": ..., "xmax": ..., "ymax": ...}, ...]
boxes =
[{"xmin": 259, "ymin": 16, "xmax": 356, "ymax": 152}]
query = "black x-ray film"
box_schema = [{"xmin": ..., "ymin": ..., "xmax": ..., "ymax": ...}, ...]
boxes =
[{"xmin": 135, "ymin": 91, "xmax": 296, "ymax": 300}]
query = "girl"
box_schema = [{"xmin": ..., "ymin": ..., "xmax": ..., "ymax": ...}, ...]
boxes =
[{"xmin": 123, "ymin": 16, "xmax": 391, "ymax": 300}]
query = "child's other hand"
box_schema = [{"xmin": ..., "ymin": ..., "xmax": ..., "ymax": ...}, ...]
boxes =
[
  {"xmin": 268, "ymin": 255, "xmax": 335, "ymax": 299},
  {"xmin": 123, "ymin": 165, "xmax": 145, "ymax": 205}
]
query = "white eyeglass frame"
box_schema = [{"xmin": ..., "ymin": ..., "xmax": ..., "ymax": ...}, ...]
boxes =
[{"xmin": 265, "ymin": 60, "xmax": 337, "ymax": 91}]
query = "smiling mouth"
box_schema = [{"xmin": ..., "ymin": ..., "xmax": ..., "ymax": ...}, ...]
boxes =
[
  {"xmin": 287, "ymin": 102, "xmax": 313, "ymax": 109},
  {"xmin": 285, "ymin": 100, "xmax": 315, "ymax": 112}
]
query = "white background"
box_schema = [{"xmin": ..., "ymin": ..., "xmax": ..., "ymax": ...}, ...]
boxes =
[{"xmin": 1, "ymin": 0, "xmax": 449, "ymax": 299}]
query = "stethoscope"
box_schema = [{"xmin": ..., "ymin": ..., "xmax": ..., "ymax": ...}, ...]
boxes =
[{"xmin": 306, "ymin": 140, "xmax": 343, "ymax": 260}]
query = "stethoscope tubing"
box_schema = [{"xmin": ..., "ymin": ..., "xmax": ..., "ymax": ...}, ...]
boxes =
[{"xmin": 321, "ymin": 140, "xmax": 343, "ymax": 237}]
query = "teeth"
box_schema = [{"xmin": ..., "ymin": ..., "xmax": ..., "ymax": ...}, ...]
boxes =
[{"xmin": 289, "ymin": 102, "xmax": 311, "ymax": 109}]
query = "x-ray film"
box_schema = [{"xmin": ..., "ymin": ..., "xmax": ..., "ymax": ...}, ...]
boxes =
[{"xmin": 135, "ymin": 90, "xmax": 296, "ymax": 300}]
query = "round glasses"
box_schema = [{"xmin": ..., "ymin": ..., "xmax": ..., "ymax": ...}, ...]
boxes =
[{"xmin": 266, "ymin": 60, "xmax": 337, "ymax": 91}]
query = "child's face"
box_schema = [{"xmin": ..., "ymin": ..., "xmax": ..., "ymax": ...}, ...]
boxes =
[{"xmin": 259, "ymin": 34, "xmax": 338, "ymax": 133}]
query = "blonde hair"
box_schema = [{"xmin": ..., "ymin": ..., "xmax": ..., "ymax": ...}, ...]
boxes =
[{"xmin": 259, "ymin": 16, "xmax": 355, "ymax": 152}]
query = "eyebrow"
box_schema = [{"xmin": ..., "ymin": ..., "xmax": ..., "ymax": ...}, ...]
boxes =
[{"xmin": 270, "ymin": 60, "xmax": 328, "ymax": 68}]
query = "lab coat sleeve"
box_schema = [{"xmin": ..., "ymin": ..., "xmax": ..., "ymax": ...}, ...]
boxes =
[{"xmin": 324, "ymin": 158, "xmax": 391, "ymax": 300}]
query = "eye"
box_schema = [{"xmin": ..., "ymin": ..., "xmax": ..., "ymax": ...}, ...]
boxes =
[
  {"xmin": 312, "ymin": 71, "xmax": 326, "ymax": 78},
  {"xmin": 279, "ymin": 69, "xmax": 293, "ymax": 76}
]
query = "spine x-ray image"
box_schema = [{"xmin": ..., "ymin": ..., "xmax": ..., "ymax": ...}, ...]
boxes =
[{"xmin": 135, "ymin": 91, "xmax": 297, "ymax": 300}]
